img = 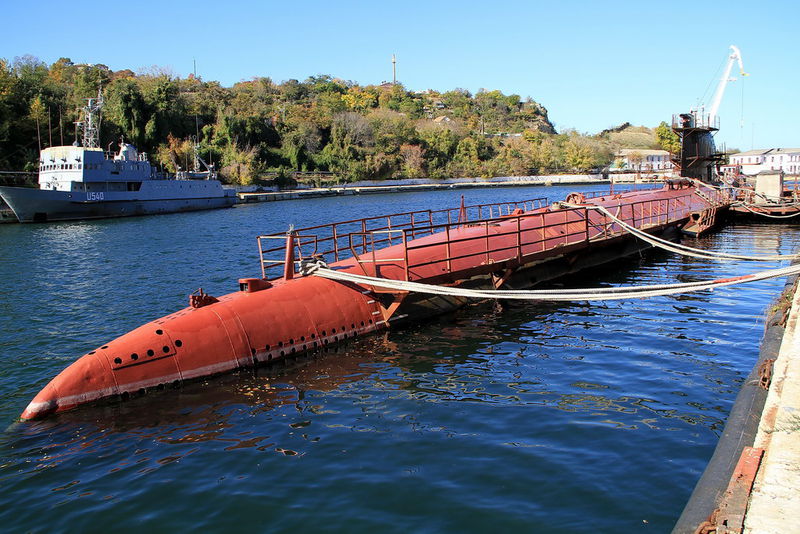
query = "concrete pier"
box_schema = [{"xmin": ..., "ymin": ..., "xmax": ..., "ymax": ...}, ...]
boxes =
[
  {"xmin": 744, "ymin": 282, "xmax": 800, "ymax": 532},
  {"xmin": 674, "ymin": 277, "xmax": 800, "ymax": 533}
]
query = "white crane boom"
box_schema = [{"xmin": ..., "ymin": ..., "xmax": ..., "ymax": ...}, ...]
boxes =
[{"xmin": 708, "ymin": 45, "xmax": 747, "ymax": 123}]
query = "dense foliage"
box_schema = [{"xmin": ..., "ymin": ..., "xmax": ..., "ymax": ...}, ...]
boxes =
[{"xmin": 0, "ymin": 56, "xmax": 678, "ymax": 183}]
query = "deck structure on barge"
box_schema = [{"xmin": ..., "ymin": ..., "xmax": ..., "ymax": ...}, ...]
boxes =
[{"xmin": 727, "ymin": 171, "xmax": 800, "ymax": 219}]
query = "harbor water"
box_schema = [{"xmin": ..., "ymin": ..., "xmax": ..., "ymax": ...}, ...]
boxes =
[{"xmin": 0, "ymin": 184, "xmax": 797, "ymax": 532}]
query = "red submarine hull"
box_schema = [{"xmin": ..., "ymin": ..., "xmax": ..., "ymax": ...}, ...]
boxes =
[{"xmin": 21, "ymin": 183, "xmax": 727, "ymax": 419}]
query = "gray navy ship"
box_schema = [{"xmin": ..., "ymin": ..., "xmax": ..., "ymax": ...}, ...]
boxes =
[{"xmin": 0, "ymin": 93, "xmax": 236, "ymax": 223}]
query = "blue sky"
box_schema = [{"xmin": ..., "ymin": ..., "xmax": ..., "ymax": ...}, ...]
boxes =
[{"xmin": 3, "ymin": 0, "xmax": 798, "ymax": 150}]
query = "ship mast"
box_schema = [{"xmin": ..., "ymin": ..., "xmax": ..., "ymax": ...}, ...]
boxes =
[
  {"xmin": 193, "ymin": 58, "xmax": 201, "ymax": 172},
  {"xmin": 77, "ymin": 89, "xmax": 104, "ymax": 148}
]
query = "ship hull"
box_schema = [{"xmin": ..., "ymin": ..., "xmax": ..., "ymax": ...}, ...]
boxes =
[
  {"xmin": 18, "ymin": 223, "xmax": 681, "ymax": 420},
  {"xmin": 0, "ymin": 185, "xmax": 236, "ymax": 222},
  {"xmin": 19, "ymin": 183, "xmax": 732, "ymax": 419}
]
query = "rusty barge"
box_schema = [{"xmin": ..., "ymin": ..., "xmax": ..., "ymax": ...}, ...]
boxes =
[{"xmin": 21, "ymin": 179, "xmax": 730, "ymax": 419}]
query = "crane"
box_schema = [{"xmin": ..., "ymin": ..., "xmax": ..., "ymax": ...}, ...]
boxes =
[{"xmin": 708, "ymin": 45, "xmax": 748, "ymax": 124}]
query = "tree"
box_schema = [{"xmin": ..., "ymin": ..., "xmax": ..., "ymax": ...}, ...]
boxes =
[
  {"xmin": 155, "ymin": 134, "xmax": 193, "ymax": 173},
  {"xmin": 440, "ymin": 89, "xmax": 472, "ymax": 118},
  {"xmin": 29, "ymin": 95, "xmax": 46, "ymax": 152},
  {"xmin": 367, "ymin": 110, "xmax": 416, "ymax": 154},
  {"xmin": 105, "ymin": 78, "xmax": 147, "ymax": 147},
  {"xmin": 530, "ymin": 136, "xmax": 557, "ymax": 173},
  {"xmin": 219, "ymin": 145, "xmax": 263, "ymax": 185},
  {"xmin": 0, "ymin": 58, "xmax": 593, "ymax": 179},
  {"xmin": 400, "ymin": 144, "xmax": 425, "ymax": 178},
  {"xmin": 305, "ymin": 74, "xmax": 347, "ymax": 96},
  {"xmin": 419, "ymin": 125, "xmax": 460, "ymax": 177},
  {"xmin": 312, "ymin": 91, "xmax": 347, "ymax": 127},
  {"xmin": 493, "ymin": 137, "xmax": 533, "ymax": 177},
  {"xmin": 282, "ymin": 121, "xmax": 322, "ymax": 170},
  {"xmin": 342, "ymin": 87, "xmax": 377, "ymax": 112},
  {"xmin": 320, "ymin": 112, "xmax": 374, "ymax": 181},
  {"xmin": 0, "ymin": 59, "xmax": 16, "ymax": 155},
  {"xmin": 452, "ymin": 137, "xmax": 481, "ymax": 177},
  {"xmin": 655, "ymin": 121, "xmax": 681, "ymax": 154},
  {"xmin": 139, "ymin": 74, "xmax": 190, "ymax": 149},
  {"xmin": 280, "ymin": 79, "xmax": 308, "ymax": 102},
  {"xmin": 48, "ymin": 57, "xmax": 75, "ymax": 85}
]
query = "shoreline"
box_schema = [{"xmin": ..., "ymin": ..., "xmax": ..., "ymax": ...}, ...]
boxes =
[
  {"xmin": 0, "ymin": 174, "xmax": 665, "ymax": 223},
  {"xmin": 236, "ymin": 174, "xmax": 663, "ymax": 204}
]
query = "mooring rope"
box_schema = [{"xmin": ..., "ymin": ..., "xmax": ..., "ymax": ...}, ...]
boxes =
[
  {"xmin": 686, "ymin": 177, "xmax": 800, "ymax": 207},
  {"xmin": 308, "ymin": 263, "xmax": 800, "ymax": 302},
  {"xmin": 733, "ymin": 203, "xmax": 800, "ymax": 219},
  {"xmin": 302, "ymin": 187, "xmax": 800, "ymax": 301},
  {"xmin": 562, "ymin": 203, "xmax": 799, "ymax": 261}
]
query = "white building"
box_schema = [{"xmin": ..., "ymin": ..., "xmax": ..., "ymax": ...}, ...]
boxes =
[
  {"xmin": 613, "ymin": 149, "xmax": 673, "ymax": 172},
  {"xmin": 729, "ymin": 148, "xmax": 800, "ymax": 176}
]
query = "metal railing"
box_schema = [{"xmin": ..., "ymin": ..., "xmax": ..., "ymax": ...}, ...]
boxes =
[
  {"xmin": 257, "ymin": 190, "xmax": 707, "ymax": 282},
  {"xmin": 398, "ymin": 193, "xmax": 701, "ymax": 281},
  {"xmin": 257, "ymin": 198, "xmax": 547, "ymax": 278},
  {"xmin": 671, "ymin": 112, "xmax": 720, "ymax": 131}
]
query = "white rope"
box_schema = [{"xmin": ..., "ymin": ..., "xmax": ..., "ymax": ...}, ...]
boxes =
[
  {"xmin": 688, "ymin": 176, "xmax": 800, "ymax": 206},
  {"xmin": 310, "ymin": 263, "xmax": 800, "ymax": 302},
  {"xmin": 685, "ymin": 177, "xmax": 800, "ymax": 219},
  {"xmin": 568, "ymin": 203, "xmax": 799, "ymax": 261},
  {"xmin": 681, "ymin": 178, "xmax": 800, "ymax": 218},
  {"xmin": 738, "ymin": 196, "xmax": 800, "ymax": 207},
  {"xmin": 733, "ymin": 202, "xmax": 800, "ymax": 219}
]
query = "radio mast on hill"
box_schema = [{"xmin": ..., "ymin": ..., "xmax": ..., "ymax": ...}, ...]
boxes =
[{"xmin": 392, "ymin": 54, "xmax": 396, "ymax": 85}]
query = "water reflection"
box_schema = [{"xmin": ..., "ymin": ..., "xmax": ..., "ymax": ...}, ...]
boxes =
[
  {"xmin": 5, "ymin": 344, "xmax": 382, "ymax": 457},
  {"xmin": 2, "ymin": 292, "xmax": 733, "ymax": 477}
]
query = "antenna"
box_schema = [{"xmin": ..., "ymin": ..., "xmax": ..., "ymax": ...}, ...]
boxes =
[
  {"xmin": 193, "ymin": 58, "xmax": 201, "ymax": 172},
  {"xmin": 392, "ymin": 54, "xmax": 396, "ymax": 85}
]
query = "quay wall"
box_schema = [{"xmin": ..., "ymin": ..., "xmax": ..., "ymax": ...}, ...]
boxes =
[{"xmin": 234, "ymin": 173, "xmax": 661, "ymax": 204}]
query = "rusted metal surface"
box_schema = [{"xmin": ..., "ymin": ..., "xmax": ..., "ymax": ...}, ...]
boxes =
[
  {"xmin": 189, "ymin": 288, "xmax": 219, "ymax": 309},
  {"xmin": 258, "ymin": 184, "xmax": 723, "ymax": 285},
  {"xmin": 758, "ymin": 358, "xmax": 776, "ymax": 390},
  {"xmin": 694, "ymin": 509, "xmax": 718, "ymax": 534},
  {"xmin": 682, "ymin": 208, "xmax": 719, "ymax": 237},
  {"xmin": 670, "ymin": 111, "xmax": 724, "ymax": 182},
  {"xmin": 716, "ymin": 447, "xmax": 764, "ymax": 533},
  {"xmin": 692, "ymin": 447, "xmax": 765, "ymax": 534},
  {"xmin": 21, "ymin": 183, "xmax": 728, "ymax": 420}
]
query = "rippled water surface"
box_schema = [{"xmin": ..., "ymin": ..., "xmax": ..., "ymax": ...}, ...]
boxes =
[{"xmin": 1, "ymin": 185, "xmax": 797, "ymax": 533}]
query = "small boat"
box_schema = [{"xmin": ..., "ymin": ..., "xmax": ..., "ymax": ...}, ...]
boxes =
[{"xmin": 0, "ymin": 93, "xmax": 236, "ymax": 223}]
